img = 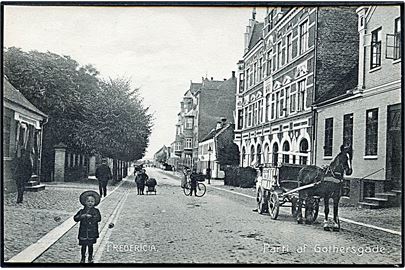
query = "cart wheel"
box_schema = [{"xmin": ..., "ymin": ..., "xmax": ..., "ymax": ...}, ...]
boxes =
[
  {"xmin": 258, "ymin": 189, "xmax": 268, "ymax": 214},
  {"xmin": 291, "ymin": 197, "xmax": 298, "ymax": 218},
  {"xmin": 268, "ymin": 192, "xmax": 280, "ymax": 220}
]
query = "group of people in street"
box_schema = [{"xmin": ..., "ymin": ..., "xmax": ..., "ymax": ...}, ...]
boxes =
[{"xmin": 134, "ymin": 166, "xmax": 150, "ymax": 195}]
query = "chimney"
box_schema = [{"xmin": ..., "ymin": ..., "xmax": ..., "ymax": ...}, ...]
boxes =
[
  {"xmin": 232, "ymin": 71, "xmax": 235, "ymax": 78},
  {"xmin": 211, "ymin": 77, "xmax": 214, "ymax": 81},
  {"xmin": 216, "ymin": 121, "xmax": 222, "ymax": 130},
  {"xmin": 221, "ymin": 118, "xmax": 227, "ymax": 124}
]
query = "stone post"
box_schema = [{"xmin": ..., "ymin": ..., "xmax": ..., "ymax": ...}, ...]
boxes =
[
  {"xmin": 89, "ymin": 156, "xmax": 96, "ymax": 176},
  {"xmin": 54, "ymin": 143, "xmax": 67, "ymax": 182}
]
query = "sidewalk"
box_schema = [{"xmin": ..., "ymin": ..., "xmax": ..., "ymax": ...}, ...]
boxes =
[
  {"xmin": 3, "ymin": 179, "xmax": 123, "ymax": 261},
  {"xmin": 159, "ymin": 169, "xmax": 401, "ymax": 233}
]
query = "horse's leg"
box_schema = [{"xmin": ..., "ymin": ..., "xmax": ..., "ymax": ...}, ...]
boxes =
[
  {"xmin": 332, "ymin": 195, "xmax": 340, "ymax": 232},
  {"xmin": 297, "ymin": 191, "xmax": 304, "ymax": 224},
  {"xmin": 323, "ymin": 196, "xmax": 330, "ymax": 231},
  {"xmin": 304, "ymin": 197, "xmax": 314, "ymax": 224}
]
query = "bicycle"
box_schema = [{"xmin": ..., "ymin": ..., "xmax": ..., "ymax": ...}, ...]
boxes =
[{"xmin": 183, "ymin": 180, "xmax": 206, "ymax": 197}]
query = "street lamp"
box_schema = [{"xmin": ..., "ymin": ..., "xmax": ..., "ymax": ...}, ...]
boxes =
[{"xmin": 207, "ymin": 146, "xmax": 213, "ymax": 184}]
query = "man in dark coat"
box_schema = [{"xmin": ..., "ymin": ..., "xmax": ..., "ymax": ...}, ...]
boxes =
[
  {"xmin": 14, "ymin": 149, "xmax": 32, "ymax": 203},
  {"xmin": 95, "ymin": 158, "xmax": 112, "ymax": 197},
  {"xmin": 190, "ymin": 169, "xmax": 198, "ymax": 196}
]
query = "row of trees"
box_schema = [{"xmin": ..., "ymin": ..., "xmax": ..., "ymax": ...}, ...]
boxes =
[{"xmin": 4, "ymin": 47, "xmax": 153, "ymax": 165}]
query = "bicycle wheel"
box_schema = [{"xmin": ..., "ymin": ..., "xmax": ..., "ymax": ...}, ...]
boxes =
[
  {"xmin": 196, "ymin": 182, "xmax": 206, "ymax": 197},
  {"xmin": 183, "ymin": 182, "xmax": 191, "ymax": 196}
]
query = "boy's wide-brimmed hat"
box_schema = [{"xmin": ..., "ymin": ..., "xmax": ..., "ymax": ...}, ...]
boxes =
[{"xmin": 79, "ymin": 190, "xmax": 101, "ymax": 206}]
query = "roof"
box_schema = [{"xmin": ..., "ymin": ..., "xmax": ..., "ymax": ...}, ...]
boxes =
[
  {"xmin": 3, "ymin": 77, "xmax": 47, "ymax": 118},
  {"xmin": 189, "ymin": 82, "xmax": 202, "ymax": 95},
  {"xmin": 248, "ymin": 22, "xmax": 264, "ymax": 51},
  {"xmin": 201, "ymin": 123, "xmax": 233, "ymax": 142},
  {"xmin": 201, "ymin": 78, "xmax": 224, "ymax": 90}
]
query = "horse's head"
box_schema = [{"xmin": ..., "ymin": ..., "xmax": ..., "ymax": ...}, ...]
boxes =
[{"xmin": 331, "ymin": 146, "xmax": 353, "ymax": 176}]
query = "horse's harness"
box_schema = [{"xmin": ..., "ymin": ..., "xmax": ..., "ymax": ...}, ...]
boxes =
[{"xmin": 315, "ymin": 165, "xmax": 344, "ymax": 185}]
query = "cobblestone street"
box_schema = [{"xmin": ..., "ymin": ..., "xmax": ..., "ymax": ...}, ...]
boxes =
[{"xmin": 4, "ymin": 167, "xmax": 402, "ymax": 265}]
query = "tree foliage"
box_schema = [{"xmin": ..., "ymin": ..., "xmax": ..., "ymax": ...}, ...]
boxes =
[{"xmin": 4, "ymin": 47, "xmax": 152, "ymax": 162}]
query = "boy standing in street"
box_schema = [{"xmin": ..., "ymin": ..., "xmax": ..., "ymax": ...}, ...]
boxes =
[
  {"xmin": 74, "ymin": 190, "xmax": 101, "ymax": 263},
  {"xmin": 95, "ymin": 158, "xmax": 112, "ymax": 197}
]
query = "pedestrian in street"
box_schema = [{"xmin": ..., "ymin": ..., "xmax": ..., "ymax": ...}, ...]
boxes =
[
  {"xmin": 95, "ymin": 158, "xmax": 112, "ymax": 198},
  {"xmin": 136, "ymin": 169, "xmax": 149, "ymax": 195},
  {"xmin": 206, "ymin": 167, "xmax": 212, "ymax": 184},
  {"xmin": 13, "ymin": 148, "xmax": 32, "ymax": 204},
  {"xmin": 181, "ymin": 167, "xmax": 190, "ymax": 189},
  {"xmin": 74, "ymin": 190, "xmax": 101, "ymax": 263},
  {"xmin": 189, "ymin": 168, "xmax": 198, "ymax": 196}
]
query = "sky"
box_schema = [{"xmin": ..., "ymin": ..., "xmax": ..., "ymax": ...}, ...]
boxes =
[{"xmin": 4, "ymin": 5, "xmax": 267, "ymax": 159}]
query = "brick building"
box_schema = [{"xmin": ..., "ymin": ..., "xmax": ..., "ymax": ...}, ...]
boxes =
[
  {"xmin": 170, "ymin": 74, "xmax": 236, "ymax": 170},
  {"xmin": 234, "ymin": 7, "xmax": 359, "ymax": 168},
  {"xmin": 315, "ymin": 5, "xmax": 402, "ymax": 207}
]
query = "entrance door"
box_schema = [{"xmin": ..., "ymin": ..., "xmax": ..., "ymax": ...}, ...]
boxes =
[{"xmin": 386, "ymin": 104, "xmax": 402, "ymax": 190}]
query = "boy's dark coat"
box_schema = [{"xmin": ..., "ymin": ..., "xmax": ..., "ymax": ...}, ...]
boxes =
[{"xmin": 74, "ymin": 207, "xmax": 101, "ymax": 240}]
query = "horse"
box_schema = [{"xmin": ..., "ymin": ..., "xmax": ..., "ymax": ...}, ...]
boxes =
[{"xmin": 296, "ymin": 145, "xmax": 353, "ymax": 231}]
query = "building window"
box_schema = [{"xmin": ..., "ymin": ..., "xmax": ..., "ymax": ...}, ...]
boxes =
[
  {"xmin": 254, "ymin": 63, "xmax": 258, "ymax": 84},
  {"xmin": 272, "ymin": 143, "xmax": 279, "ymax": 166},
  {"xmin": 239, "ymin": 73, "xmax": 244, "ymax": 93},
  {"xmin": 248, "ymin": 104, "xmax": 253, "ymax": 126},
  {"xmin": 299, "ymin": 139, "xmax": 309, "ymax": 165},
  {"xmin": 365, "ymin": 108, "xmax": 378, "ymax": 156},
  {"xmin": 370, "ymin": 28, "xmax": 382, "ymax": 69},
  {"xmin": 277, "ymin": 42, "xmax": 282, "ymax": 69},
  {"xmin": 282, "ymin": 141, "xmax": 290, "ymax": 163},
  {"xmin": 258, "ymin": 58, "xmax": 263, "ymax": 81},
  {"xmin": 258, "ymin": 99, "xmax": 263, "ymax": 124},
  {"xmin": 299, "ymin": 20, "xmax": 309, "ymax": 54},
  {"xmin": 271, "ymin": 94, "xmax": 276, "ymax": 120},
  {"xmin": 250, "ymin": 145, "xmax": 255, "ymax": 165},
  {"xmin": 297, "ymin": 79, "xmax": 306, "ymax": 111},
  {"xmin": 265, "ymin": 94, "xmax": 270, "ymax": 122},
  {"xmin": 3, "ymin": 115, "xmax": 11, "ymax": 157},
  {"xmin": 185, "ymin": 138, "xmax": 192, "ymax": 149},
  {"xmin": 244, "ymin": 107, "xmax": 248, "ymax": 128},
  {"xmin": 266, "ymin": 50, "xmax": 272, "ymax": 76},
  {"xmin": 290, "ymin": 86, "xmax": 296, "ymax": 113},
  {"xmin": 394, "ymin": 18, "xmax": 401, "ymax": 60},
  {"xmin": 253, "ymin": 102, "xmax": 258, "ymax": 126},
  {"xmin": 279, "ymin": 89, "xmax": 285, "ymax": 118},
  {"xmin": 343, "ymin": 113, "xmax": 353, "ymax": 148},
  {"xmin": 237, "ymin": 110, "xmax": 243, "ymax": 130},
  {"xmin": 324, "ymin": 118, "xmax": 333, "ymax": 156},
  {"xmin": 286, "ymin": 33, "xmax": 292, "ymax": 63},
  {"xmin": 185, "ymin": 118, "xmax": 193, "ymax": 129},
  {"xmin": 285, "ymin": 86, "xmax": 290, "ymax": 117},
  {"xmin": 257, "ymin": 145, "xmax": 262, "ymax": 165}
]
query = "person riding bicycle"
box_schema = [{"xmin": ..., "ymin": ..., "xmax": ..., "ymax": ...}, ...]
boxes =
[{"xmin": 189, "ymin": 168, "xmax": 198, "ymax": 196}]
